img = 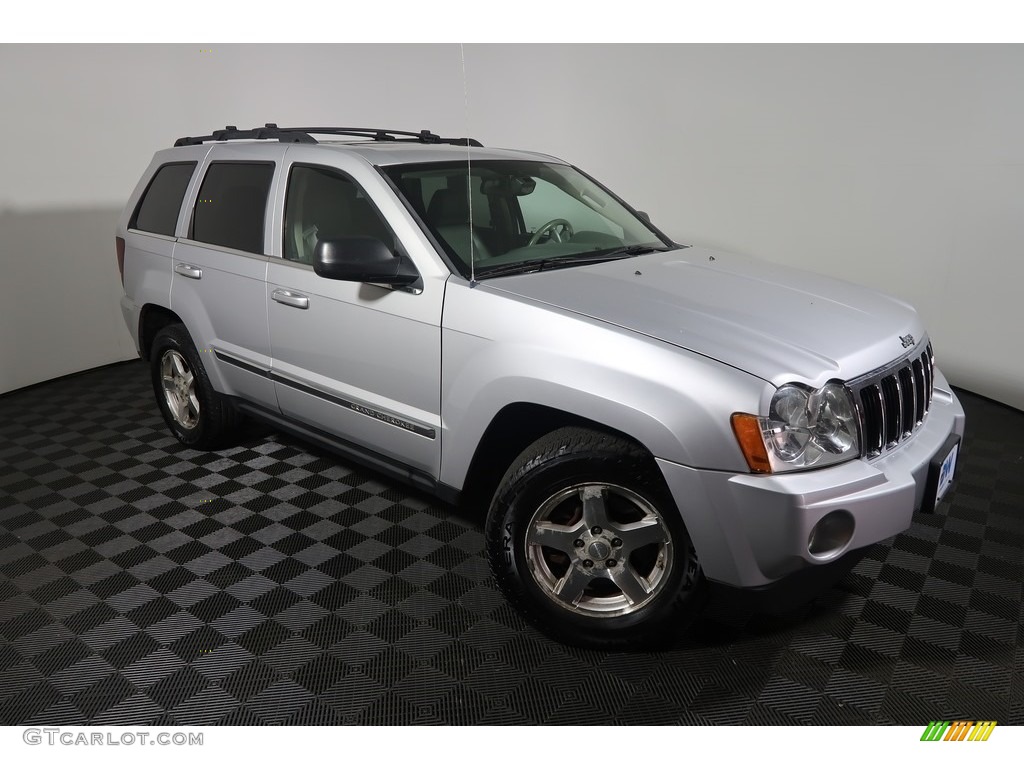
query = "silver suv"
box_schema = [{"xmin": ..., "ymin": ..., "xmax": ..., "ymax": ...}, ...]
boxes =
[{"xmin": 116, "ymin": 124, "xmax": 965, "ymax": 648}]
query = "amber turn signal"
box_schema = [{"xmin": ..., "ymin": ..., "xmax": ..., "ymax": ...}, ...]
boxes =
[{"xmin": 731, "ymin": 413, "xmax": 772, "ymax": 474}]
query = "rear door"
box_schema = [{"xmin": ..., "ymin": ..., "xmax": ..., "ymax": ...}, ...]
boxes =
[
  {"xmin": 121, "ymin": 151, "xmax": 205, "ymax": 352},
  {"xmin": 171, "ymin": 144, "xmax": 284, "ymax": 410}
]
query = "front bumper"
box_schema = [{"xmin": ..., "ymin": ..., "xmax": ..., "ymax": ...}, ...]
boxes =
[{"xmin": 657, "ymin": 372, "xmax": 966, "ymax": 588}]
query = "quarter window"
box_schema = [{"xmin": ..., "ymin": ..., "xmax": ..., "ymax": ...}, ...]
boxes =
[
  {"xmin": 131, "ymin": 162, "xmax": 196, "ymax": 236},
  {"xmin": 190, "ymin": 162, "xmax": 274, "ymax": 254},
  {"xmin": 284, "ymin": 165, "xmax": 397, "ymax": 264}
]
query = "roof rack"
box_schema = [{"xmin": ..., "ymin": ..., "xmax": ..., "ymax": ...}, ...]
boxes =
[{"xmin": 174, "ymin": 123, "xmax": 483, "ymax": 148}]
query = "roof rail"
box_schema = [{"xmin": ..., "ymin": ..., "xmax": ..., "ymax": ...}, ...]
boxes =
[{"xmin": 174, "ymin": 123, "xmax": 483, "ymax": 148}]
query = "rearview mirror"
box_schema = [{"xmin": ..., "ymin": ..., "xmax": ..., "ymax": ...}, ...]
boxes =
[
  {"xmin": 479, "ymin": 176, "xmax": 536, "ymax": 196},
  {"xmin": 314, "ymin": 237, "xmax": 419, "ymax": 287}
]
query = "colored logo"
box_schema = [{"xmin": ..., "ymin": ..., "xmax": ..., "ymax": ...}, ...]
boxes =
[{"xmin": 920, "ymin": 721, "xmax": 997, "ymax": 742}]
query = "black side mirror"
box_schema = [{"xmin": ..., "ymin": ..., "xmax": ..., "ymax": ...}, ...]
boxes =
[{"xmin": 314, "ymin": 237, "xmax": 419, "ymax": 287}]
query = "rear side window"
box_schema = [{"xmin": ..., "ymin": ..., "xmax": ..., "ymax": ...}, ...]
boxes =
[
  {"xmin": 190, "ymin": 162, "xmax": 274, "ymax": 254},
  {"xmin": 131, "ymin": 162, "xmax": 196, "ymax": 236}
]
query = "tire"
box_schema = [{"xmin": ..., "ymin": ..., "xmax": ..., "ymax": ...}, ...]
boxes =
[
  {"xmin": 150, "ymin": 324, "xmax": 241, "ymax": 450},
  {"xmin": 485, "ymin": 427, "xmax": 706, "ymax": 649}
]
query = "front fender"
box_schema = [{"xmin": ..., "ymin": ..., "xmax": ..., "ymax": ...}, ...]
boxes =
[{"xmin": 438, "ymin": 280, "xmax": 764, "ymax": 490}]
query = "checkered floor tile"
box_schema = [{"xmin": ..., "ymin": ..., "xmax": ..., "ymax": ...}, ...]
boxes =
[{"xmin": 1, "ymin": 361, "xmax": 1021, "ymax": 725}]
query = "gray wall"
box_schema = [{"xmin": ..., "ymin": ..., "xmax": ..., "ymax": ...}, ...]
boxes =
[{"xmin": 1, "ymin": 44, "xmax": 1021, "ymax": 409}]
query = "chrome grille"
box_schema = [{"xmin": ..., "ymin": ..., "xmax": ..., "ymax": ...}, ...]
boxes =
[{"xmin": 852, "ymin": 341, "xmax": 934, "ymax": 458}]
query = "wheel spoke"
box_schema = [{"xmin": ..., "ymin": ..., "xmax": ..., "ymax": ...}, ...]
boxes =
[
  {"xmin": 169, "ymin": 393, "xmax": 183, "ymax": 424},
  {"xmin": 162, "ymin": 374, "xmax": 175, "ymax": 390},
  {"xmin": 616, "ymin": 517, "xmax": 669, "ymax": 550},
  {"xmin": 183, "ymin": 370, "xmax": 194, "ymax": 388},
  {"xmin": 609, "ymin": 564, "xmax": 652, "ymax": 606},
  {"xmin": 579, "ymin": 487, "xmax": 611, "ymax": 530},
  {"xmin": 553, "ymin": 567, "xmax": 591, "ymax": 606},
  {"xmin": 171, "ymin": 354, "xmax": 186, "ymax": 379},
  {"xmin": 188, "ymin": 393, "xmax": 200, "ymax": 418},
  {"xmin": 527, "ymin": 520, "xmax": 584, "ymax": 555}
]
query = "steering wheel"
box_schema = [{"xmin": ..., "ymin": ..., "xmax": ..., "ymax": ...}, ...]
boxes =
[{"xmin": 528, "ymin": 218, "xmax": 574, "ymax": 246}]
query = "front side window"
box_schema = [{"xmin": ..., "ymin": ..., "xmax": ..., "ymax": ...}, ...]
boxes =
[
  {"xmin": 283, "ymin": 165, "xmax": 397, "ymax": 264},
  {"xmin": 386, "ymin": 160, "xmax": 670, "ymax": 279},
  {"xmin": 190, "ymin": 162, "xmax": 274, "ymax": 254},
  {"xmin": 131, "ymin": 162, "xmax": 196, "ymax": 236}
]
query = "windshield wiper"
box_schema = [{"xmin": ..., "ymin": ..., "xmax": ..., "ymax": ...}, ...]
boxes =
[
  {"xmin": 592, "ymin": 244, "xmax": 670, "ymax": 258},
  {"xmin": 474, "ymin": 246, "xmax": 669, "ymax": 280}
]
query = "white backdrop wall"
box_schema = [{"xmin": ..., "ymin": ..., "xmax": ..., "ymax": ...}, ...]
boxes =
[{"xmin": 1, "ymin": 44, "xmax": 1021, "ymax": 409}]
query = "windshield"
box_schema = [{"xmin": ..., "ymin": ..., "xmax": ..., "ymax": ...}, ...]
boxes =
[{"xmin": 384, "ymin": 160, "xmax": 672, "ymax": 279}]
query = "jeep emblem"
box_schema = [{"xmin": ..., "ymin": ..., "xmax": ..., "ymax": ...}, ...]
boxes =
[{"xmin": 899, "ymin": 333, "xmax": 915, "ymax": 349}]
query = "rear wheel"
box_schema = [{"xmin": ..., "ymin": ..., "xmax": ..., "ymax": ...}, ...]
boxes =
[
  {"xmin": 150, "ymin": 324, "xmax": 241, "ymax": 450},
  {"xmin": 485, "ymin": 427, "xmax": 705, "ymax": 649}
]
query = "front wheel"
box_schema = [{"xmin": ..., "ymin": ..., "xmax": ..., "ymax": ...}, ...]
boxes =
[{"xmin": 485, "ymin": 427, "xmax": 705, "ymax": 649}]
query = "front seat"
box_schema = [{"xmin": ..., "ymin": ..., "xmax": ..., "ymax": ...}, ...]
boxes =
[{"xmin": 426, "ymin": 189, "xmax": 492, "ymax": 266}]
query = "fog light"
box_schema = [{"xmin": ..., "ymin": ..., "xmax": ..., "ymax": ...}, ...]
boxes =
[{"xmin": 808, "ymin": 510, "xmax": 855, "ymax": 558}]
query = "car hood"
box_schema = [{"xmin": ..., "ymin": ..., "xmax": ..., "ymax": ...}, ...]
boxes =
[{"xmin": 487, "ymin": 247, "xmax": 927, "ymax": 386}]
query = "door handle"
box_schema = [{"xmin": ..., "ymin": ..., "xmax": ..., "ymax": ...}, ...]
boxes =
[
  {"xmin": 174, "ymin": 263, "xmax": 203, "ymax": 279},
  {"xmin": 272, "ymin": 288, "xmax": 310, "ymax": 310}
]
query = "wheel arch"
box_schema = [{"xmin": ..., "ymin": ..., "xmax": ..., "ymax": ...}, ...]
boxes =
[
  {"xmin": 139, "ymin": 304, "xmax": 185, "ymax": 361},
  {"xmin": 456, "ymin": 401, "xmax": 656, "ymax": 517}
]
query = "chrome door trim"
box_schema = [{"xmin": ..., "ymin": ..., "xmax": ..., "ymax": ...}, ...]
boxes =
[{"xmin": 214, "ymin": 350, "xmax": 436, "ymax": 439}]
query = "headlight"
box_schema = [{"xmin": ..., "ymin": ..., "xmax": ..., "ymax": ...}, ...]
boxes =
[{"xmin": 731, "ymin": 381, "xmax": 860, "ymax": 473}]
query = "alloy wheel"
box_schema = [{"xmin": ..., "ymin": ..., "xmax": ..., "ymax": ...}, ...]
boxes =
[
  {"xmin": 524, "ymin": 483, "xmax": 674, "ymax": 617},
  {"xmin": 160, "ymin": 349, "xmax": 200, "ymax": 429}
]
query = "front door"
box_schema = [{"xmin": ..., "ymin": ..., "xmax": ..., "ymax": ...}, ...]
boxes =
[{"xmin": 266, "ymin": 156, "xmax": 444, "ymax": 477}]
